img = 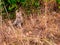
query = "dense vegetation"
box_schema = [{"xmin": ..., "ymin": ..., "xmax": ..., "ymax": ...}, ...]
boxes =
[
  {"xmin": 2, "ymin": 0, "xmax": 40, "ymax": 19},
  {"xmin": 1, "ymin": 0, "xmax": 60, "ymax": 19},
  {"xmin": 2, "ymin": 0, "xmax": 40, "ymax": 12}
]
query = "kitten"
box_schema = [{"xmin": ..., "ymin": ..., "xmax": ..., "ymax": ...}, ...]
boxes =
[{"xmin": 13, "ymin": 10, "xmax": 23, "ymax": 28}]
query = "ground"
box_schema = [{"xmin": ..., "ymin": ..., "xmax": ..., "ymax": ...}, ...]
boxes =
[{"xmin": 1, "ymin": 11, "xmax": 60, "ymax": 45}]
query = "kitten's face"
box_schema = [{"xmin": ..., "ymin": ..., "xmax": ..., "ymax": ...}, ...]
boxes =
[
  {"xmin": 15, "ymin": 10, "xmax": 23, "ymax": 21},
  {"xmin": 16, "ymin": 10, "xmax": 22, "ymax": 17}
]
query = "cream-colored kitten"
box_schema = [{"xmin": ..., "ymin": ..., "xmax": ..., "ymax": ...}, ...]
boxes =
[{"xmin": 13, "ymin": 10, "xmax": 23, "ymax": 28}]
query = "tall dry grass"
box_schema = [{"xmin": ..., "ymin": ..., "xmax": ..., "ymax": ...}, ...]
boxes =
[{"xmin": 1, "ymin": 12, "xmax": 60, "ymax": 45}]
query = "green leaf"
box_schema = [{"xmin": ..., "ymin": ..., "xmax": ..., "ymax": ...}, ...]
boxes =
[
  {"xmin": 8, "ymin": 0, "xmax": 11, "ymax": 4},
  {"xmin": 33, "ymin": 1, "xmax": 40, "ymax": 8},
  {"xmin": 8, "ymin": 0, "xmax": 16, "ymax": 4},
  {"xmin": 56, "ymin": 0, "xmax": 60, "ymax": 3},
  {"xmin": 20, "ymin": 0, "xmax": 25, "ymax": 2},
  {"xmin": 8, "ymin": 4, "xmax": 17, "ymax": 11},
  {"xmin": 17, "ymin": 0, "xmax": 20, "ymax": 2}
]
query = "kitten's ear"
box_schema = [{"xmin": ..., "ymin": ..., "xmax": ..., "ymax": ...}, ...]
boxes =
[{"xmin": 15, "ymin": 10, "xmax": 19, "ymax": 13}]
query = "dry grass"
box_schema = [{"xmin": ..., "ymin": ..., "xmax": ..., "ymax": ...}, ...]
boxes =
[{"xmin": 1, "ymin": 11, "xmax": 60, "ymax": 45}]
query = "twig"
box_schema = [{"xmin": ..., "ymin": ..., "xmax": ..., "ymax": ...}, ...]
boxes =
[{"xmin": 3, "ymin": 0, "xmax": 10, "ymax": 20}]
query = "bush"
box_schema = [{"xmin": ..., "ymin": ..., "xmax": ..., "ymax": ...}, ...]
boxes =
[
  {"xmin": 2, "ymin": 0, "xmax": 40, "ymax": 19},
  {"xmin": 3, "ymin": 0, "xmax": 40, "ymax": 12}
]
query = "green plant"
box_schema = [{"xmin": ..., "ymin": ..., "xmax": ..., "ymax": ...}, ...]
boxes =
[
  {"xmin": 3, "ymin": 0, "xmax": 40, "ymax": 12},
  {"xmin": 56, "ymin": 0, "xmax": 60, "ymax": 9},
  {"xmin": 2, "ymin": 0, "xmax": 40, "ymax": 19}
]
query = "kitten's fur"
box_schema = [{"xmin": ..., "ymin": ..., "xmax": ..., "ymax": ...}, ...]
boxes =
[{"xmin": 13, "ymin": 10, "xmax": 23, "ymax": 28}]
